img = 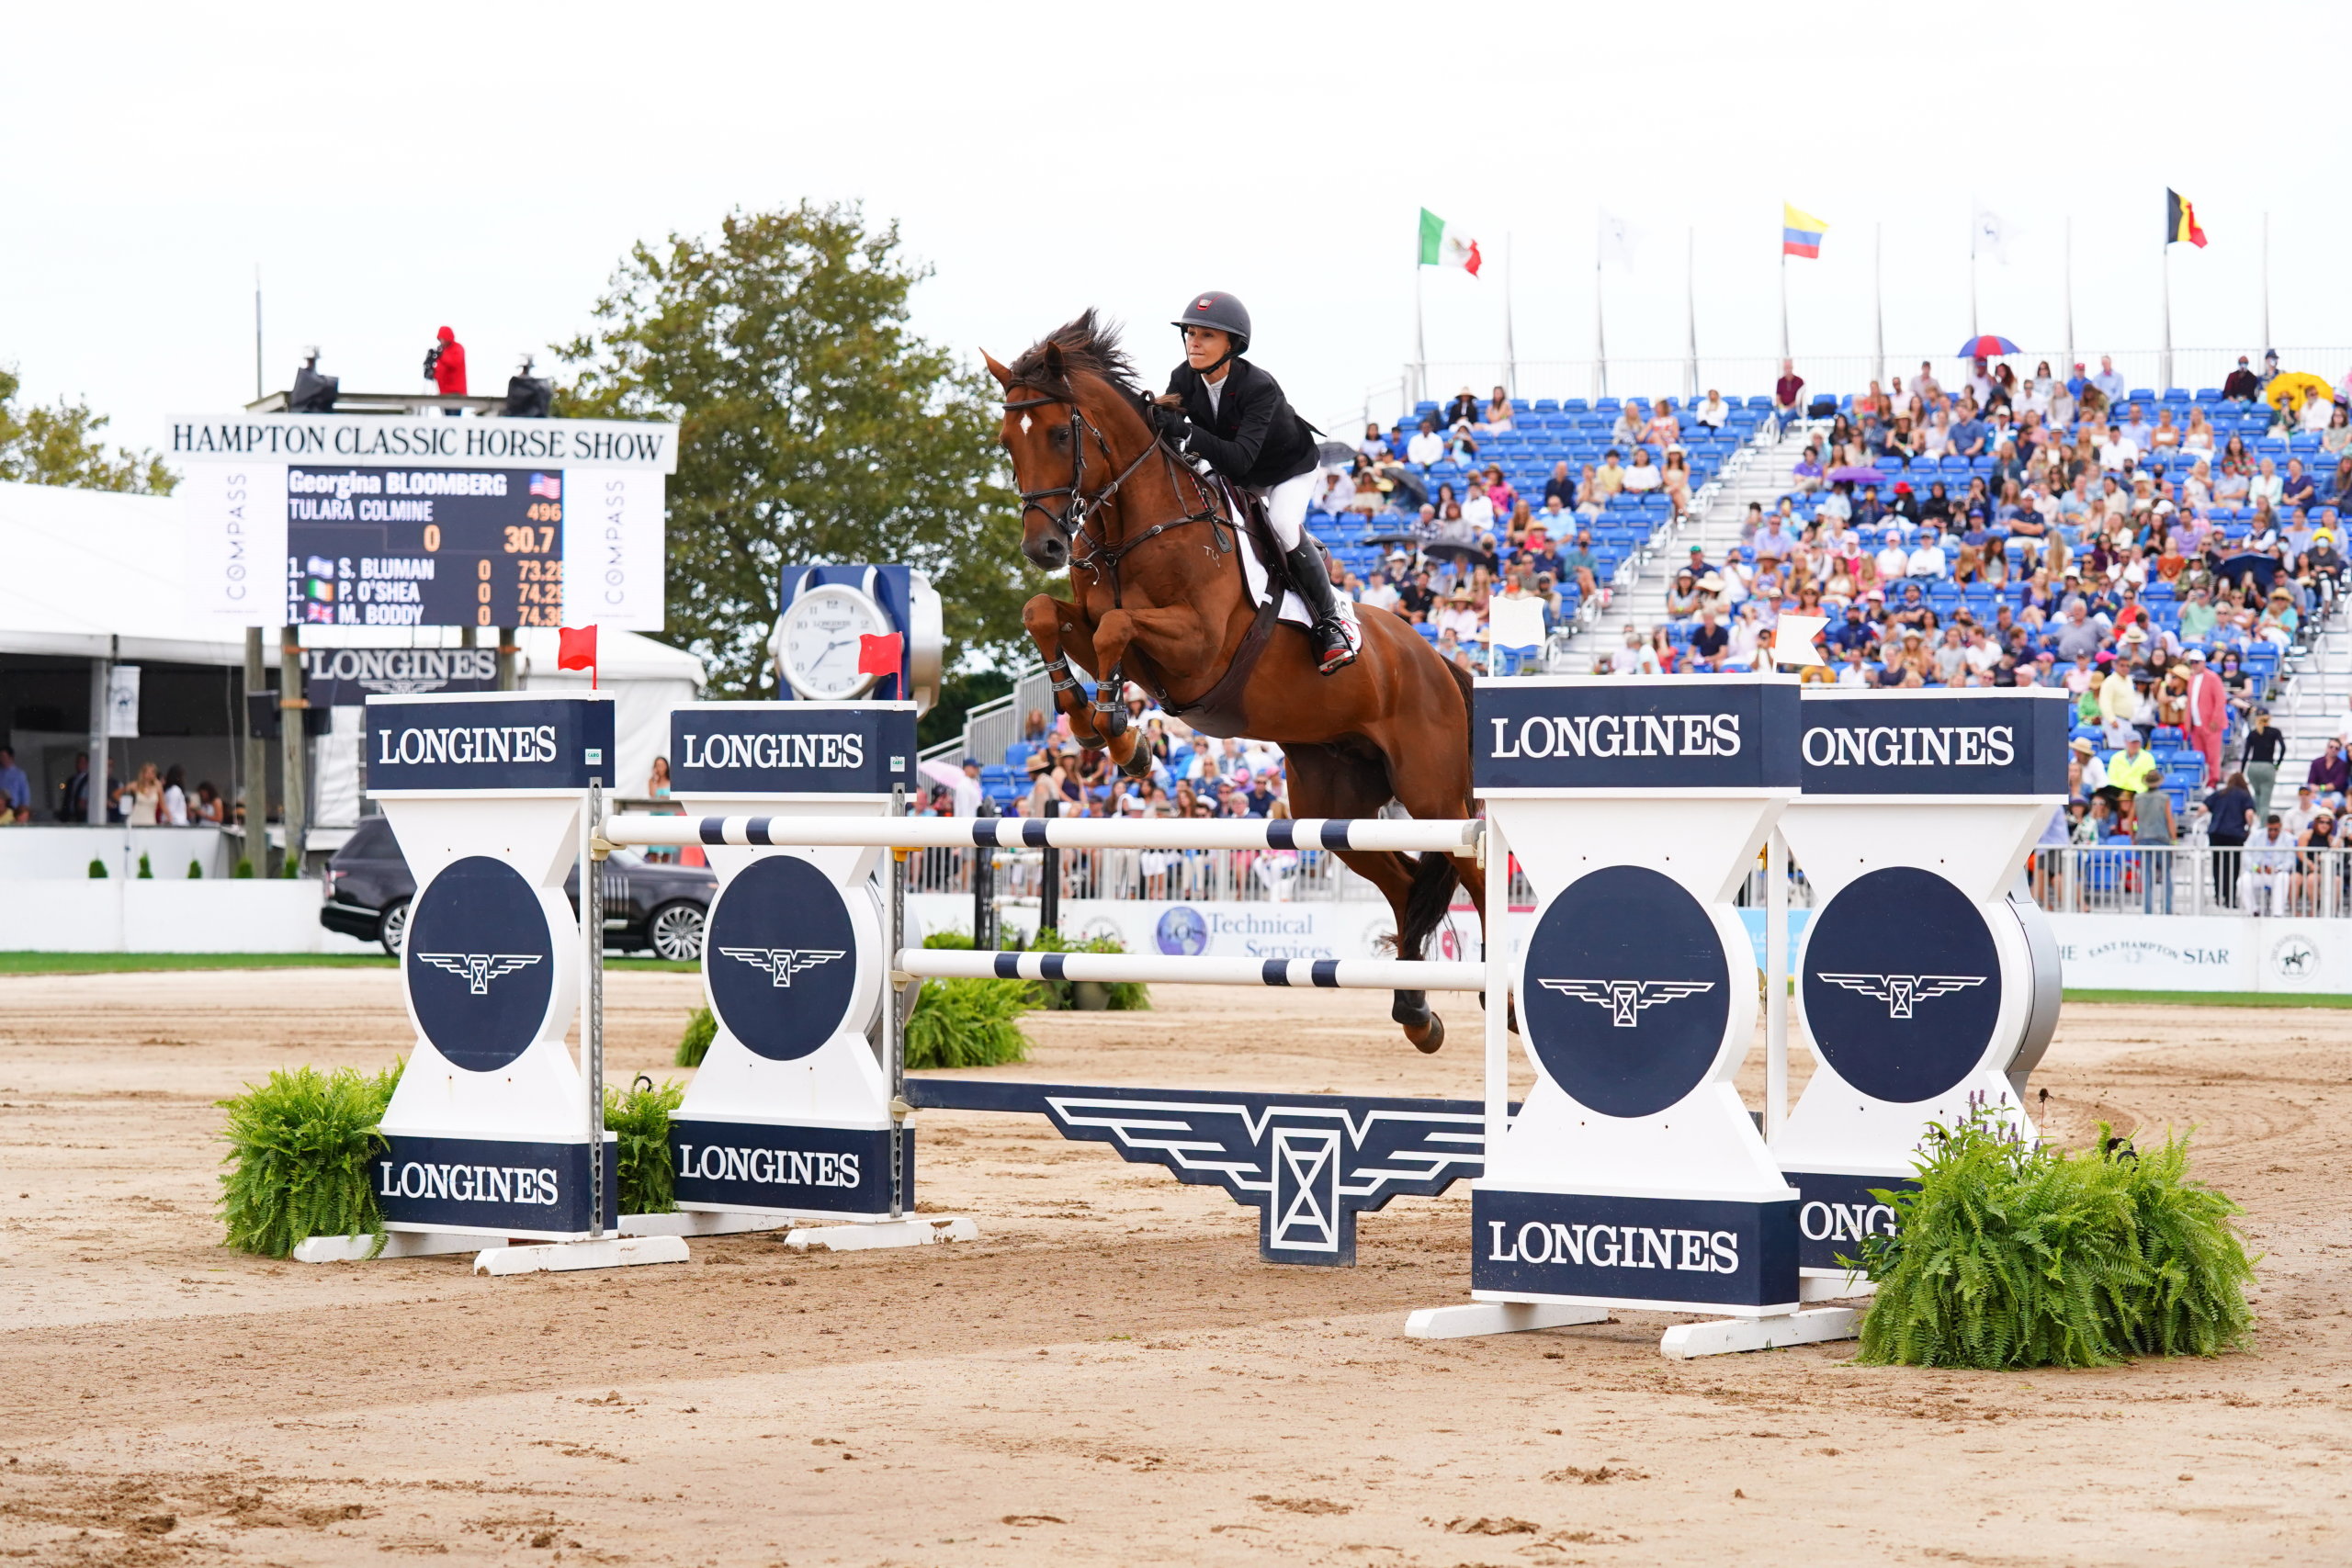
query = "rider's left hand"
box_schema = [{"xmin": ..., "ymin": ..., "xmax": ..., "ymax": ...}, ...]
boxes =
[{"xmin": 1148, "ymin": 404, "xmax": 1192, "ymax": 449}]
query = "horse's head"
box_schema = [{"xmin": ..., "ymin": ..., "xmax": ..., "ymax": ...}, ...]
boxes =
[{"xmin": 984, "ymin": 309, "xmax": 1153, "ymax": 572}]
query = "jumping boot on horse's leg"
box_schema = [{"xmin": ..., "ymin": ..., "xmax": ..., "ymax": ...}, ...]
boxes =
[{"xmin": 1283, "ymin": 541, "xmax": 1357, "ymax": 675}]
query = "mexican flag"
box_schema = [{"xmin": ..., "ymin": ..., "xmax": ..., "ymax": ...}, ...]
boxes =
[{"xmin": 1419, "ymin": 209, "xmax": 1481, "ymax": 276}]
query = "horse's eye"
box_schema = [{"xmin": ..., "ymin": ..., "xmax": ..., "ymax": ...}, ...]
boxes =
[{"xmin": 1049, "ymin": 427, "xmax": 1072, "ymax": 450}]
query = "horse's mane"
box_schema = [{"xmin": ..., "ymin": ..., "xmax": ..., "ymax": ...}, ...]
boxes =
[{"xmin": 1006, "ymin": 309, "xmax": 1138, "ymax": 399}]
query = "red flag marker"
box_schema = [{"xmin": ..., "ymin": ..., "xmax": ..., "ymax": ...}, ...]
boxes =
[
  {"xmin": 557, "ymin": 625, "xmax": 599, "ymax": 688},
  {"xmin": 857, "ymin": 632, "xmax": 904, "ymax": 679}
]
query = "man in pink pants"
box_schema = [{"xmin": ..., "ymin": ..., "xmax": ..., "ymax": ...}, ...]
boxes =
[{"xmin": 2183, "ymin": 649, "xmax": 2228, "ymax": 784}]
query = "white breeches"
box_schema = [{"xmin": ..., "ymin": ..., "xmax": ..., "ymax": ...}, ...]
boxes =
[{"xmin": 1256, "ymin": 468, "xmax": 1317, "ymax": 551}]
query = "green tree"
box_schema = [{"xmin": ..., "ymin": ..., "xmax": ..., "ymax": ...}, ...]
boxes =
[
  {"xmin": 0, "ymin": 367, "xmax": 176, "ymax": 494},
  {"xmin": 558, "ymin": 202, "xmax": 1029, "ymax": 695}
]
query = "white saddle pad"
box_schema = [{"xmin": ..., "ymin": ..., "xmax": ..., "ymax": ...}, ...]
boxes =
[{"xmin": 1234, "ymin": 521, "xmax": 1361, "ymax": 645}]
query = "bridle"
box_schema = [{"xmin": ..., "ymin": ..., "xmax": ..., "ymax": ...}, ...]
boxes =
[
  {"xmin": 1003, "ymin": 386, "xmax": 1229, "ymax": 585},
  {"xmin": 1003, "ymin": 379, "xmax": 1237, "ymax": 738}
]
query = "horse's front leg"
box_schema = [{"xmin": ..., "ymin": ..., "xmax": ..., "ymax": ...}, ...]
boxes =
[
  {"xmin": 1023, "ymin": 593, "xmax": 1114, "ymax": 749},
  {"xmin": 1092, "ymin": 604, "xmax": 1213, "ymax": 778}
]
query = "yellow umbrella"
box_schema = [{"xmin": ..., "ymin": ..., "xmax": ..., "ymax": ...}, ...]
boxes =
[{"xmin": 2266, "ymin": 371, "xmax": 2335, "ymax": 412}]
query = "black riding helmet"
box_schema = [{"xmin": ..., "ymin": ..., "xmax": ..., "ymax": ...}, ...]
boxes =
[{"xmin": 1172, "ymin": 291, "xmax": 1251, "ymax": 365}]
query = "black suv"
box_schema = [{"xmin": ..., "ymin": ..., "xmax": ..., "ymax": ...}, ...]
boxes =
[{"xmin": 321, "ymin": 815, "xmax": 716, "ymax": 960}]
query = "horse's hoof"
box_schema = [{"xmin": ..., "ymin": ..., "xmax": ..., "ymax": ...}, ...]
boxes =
[{"xmin": 1412, "ymin": 1013, "xmax": 1445, "ymax": 1055}]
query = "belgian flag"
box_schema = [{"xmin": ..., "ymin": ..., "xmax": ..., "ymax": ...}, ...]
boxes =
[{"xmin": 2166, "ymin": 188, "xmax": 2209, "ymax": 249}]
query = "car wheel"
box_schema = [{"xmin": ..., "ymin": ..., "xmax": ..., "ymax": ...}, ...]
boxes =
[
  {"xmin": 379, "ymin": 897, "xmax": 412, "ymax": 958},
  {"xmin": 647, "ymin": 901, "xmax": 705, "ymax": 963}
]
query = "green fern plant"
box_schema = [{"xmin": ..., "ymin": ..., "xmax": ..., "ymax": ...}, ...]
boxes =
[
  {"xmin": 187, "ymin": 859, "xmax": 204, "ymax": 879},
  {"xmin": 217, "ymin": 1059, "xmax": 402, "ymax": 1258},
  {"xmin": 673, "ymin": 1006, "xmax": 717, "ymax": 1067},
  {"xmin": 136, "ymin": 852, "xmax": 153, "ymax": 879},
  {"xmin": 87, "ymin": 858, "xmax": 107, "ymax": 879},
  {"xmin": 905, "ymin": 975, "xmax": 1035, "ymax": 1068},
  {"xmin": 1022, "ymin": 927, "xmax": 1150, "ymax": 1010},
  {"xmin": 1854, "ymin": 1107, "xmax": 2255, "ymax": 1369},
  {"xmin": 605, "ymin": 1077, "xmax": 684, "ymax": 1215}
]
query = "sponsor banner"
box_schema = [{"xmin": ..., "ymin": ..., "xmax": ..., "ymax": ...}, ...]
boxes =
[
  {"xmin": 910, "ymin": 896, "xmax": 1485, "ymax": 965},
  {"xmin": 1799, "ymin": 689, "xmax": 2070, "ymax": 797},
  {"xmin": 1783, "ymin": 1170, "xmax": 1915, "ymax": 1274},
  {"xmin": 1801, "ymin": 867, "xmax": 2004, "ymax": 1104},
  {"xmin": 170, "ymin": 414, "xmax": 679, "ymax": 471},
  {"xmin": 561, "ymin": 468, "xmax": 667, "ymax": 632},
  {"xmin": 705, "ymin": 856, "xmax": 860, "ymax": 1061},
  {"xmin": 2047, "ymin": 913, "xmax": 2352, "ymax": 993},
  {"xmin": 670, "ymin": 1121, "xmax": 910, "ymax": 1215},
  {"xmin": 303, "ymin": 647, "xmax": 499, "ymax": 706},
  {"xmin": 366, "ymin": 693, "xmax": 615, "ymax": 792},
  {"xmin": 404, "ymin": 856, "xmax": 559, "ymax": 1071},
  {"xmin": 180, "ymin": 463, "xmax": 289, "ymax": 617},
  {"xmin": 1472, "ymin": 1188, "xmax": 1799, "ymax": 1309},
  {"xmin": 1475, "ymin": 678, "xmax": 1799, "ymax": 792},
  {"xmin": 377, "ymin": 1134, "xmax": 616, "ymax": 1235},
  {"xmin": 670, "ymin": 704, "xmax": 918, "ymax": 796}
]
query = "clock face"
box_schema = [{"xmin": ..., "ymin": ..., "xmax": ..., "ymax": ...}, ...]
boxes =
[{"xmin": 781, "ymin": 585, "xmax": 889, "ymax": 699}]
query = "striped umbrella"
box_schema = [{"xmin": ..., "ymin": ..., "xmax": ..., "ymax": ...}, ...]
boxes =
[{"xmin": 1956, "ymin": 334, "xmax": 2021, "ymax": 357}]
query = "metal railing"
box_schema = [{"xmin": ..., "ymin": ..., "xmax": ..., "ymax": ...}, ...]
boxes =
[{"xmin": 2023, "ymin": 844, "xmax": 2352, "ymax": 918}]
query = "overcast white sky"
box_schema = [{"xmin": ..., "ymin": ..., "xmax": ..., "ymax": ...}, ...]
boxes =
[{"xmin": 6, "ymin": 1, "xmax": 2349, "ymax": 452}]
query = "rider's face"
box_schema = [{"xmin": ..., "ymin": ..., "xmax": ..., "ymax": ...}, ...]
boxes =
[{"xmin": 1183, "ymin": 326, "xmax": 1231, "ymax": 372}]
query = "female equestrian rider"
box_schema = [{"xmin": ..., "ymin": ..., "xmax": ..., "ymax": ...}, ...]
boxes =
[{"xmin": 1148, "ymin": 290, "xmax": 1355, "ymax": 674}]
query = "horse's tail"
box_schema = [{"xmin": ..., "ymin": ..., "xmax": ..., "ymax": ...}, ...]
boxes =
[{"xmin": 1397, "ymin": 655, "xmax": 1480, "ymax": 963}]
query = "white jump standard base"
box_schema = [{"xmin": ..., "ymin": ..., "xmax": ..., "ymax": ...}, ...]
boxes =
[
  {"xmin": 783, "ymin": 1215, "xmax": 978, "ymax": 1253},
  {"xmin": 617, "ymin": 1209, "xmax": 792, "ymax": 1238},
  {"xmin": 292, "ymin": 1229, "xmax": 486, "ymax": 1263},
  {"xmin": 1660, "ymin": 1306, "xmax": 1860, "ymax": 1359},
  {"xmin": 1405, "ymin": 1302, "xmax": 1611, "ymax": 1339},
  {"xmin": 473, "ymin": 1235, "xmax": 691, "ymax": 1275}
]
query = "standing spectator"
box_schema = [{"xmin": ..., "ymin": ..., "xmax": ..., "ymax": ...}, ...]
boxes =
[
  {"xmin": 1773, "ymin": 359, "xmax": 1805, "ymax": 434},
  {"xmin": 120, "ymin": 761, "xmax": 161, "ymax": 826},
  {"xmin": 0, "ymin": 746, "xmax": 27, "ymax": 815},
  {"xmin": 2132, "ymin": 767, "xmax": 2177, "ymax": 911},
  {"xmin": 2205, "ymin": 769, "xmax": 2256, "ymax": 908},
  {"xmin": 2244, "ymin": 708, "xmax": 2288, "ymax": 818},
  {"xmin": 425, "ymin": 326, "xmax": 467, "ymax": 400},
  {"xmin": 161, "ymin": 765, "xmax": 190, "ymax": 827},
  {"xmin": 57, "ymin": 751, "xmax": 89, "ymax": 821},
  {"xmin": 2181, "ymin": 649, "xmax": 2228, "ymax": 784}
]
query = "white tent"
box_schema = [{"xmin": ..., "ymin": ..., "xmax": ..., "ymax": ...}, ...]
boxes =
[{"xmin": 0, "ymin": 479, "xmax": 704, "ymax": 817}]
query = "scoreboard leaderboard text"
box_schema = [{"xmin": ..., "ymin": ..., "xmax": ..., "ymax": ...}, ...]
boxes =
[{"xmin": 286, "ymin": 467, "xmax": 567, "ymax": 627}]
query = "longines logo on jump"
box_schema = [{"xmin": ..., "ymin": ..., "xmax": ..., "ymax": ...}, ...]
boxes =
[
  {"xmin": 1537, "ymin": 978, "xmax": 1716, "ymax": 1028},
  {"xmin": 717, "ymin": 947, "xmax": 846, "ymax": 987},
  {"xmin": 1813, "ymin": 972, "xmax": 1986, "ymax": 1019},
  {"xmin": 414, "ymin": 952, "xmax": 544, "ymax": 996}
]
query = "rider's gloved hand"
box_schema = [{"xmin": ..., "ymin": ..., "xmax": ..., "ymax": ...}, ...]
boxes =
[{"xmin": 1148, "ymin": 404, "xmax": 1193, "ymax": 449}]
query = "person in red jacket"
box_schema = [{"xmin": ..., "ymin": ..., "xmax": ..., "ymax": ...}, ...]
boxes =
[{"xmin": 424, "ymin": 326, "xmax": 467, "ymax": 397}]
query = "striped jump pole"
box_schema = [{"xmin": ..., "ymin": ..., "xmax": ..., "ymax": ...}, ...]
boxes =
[
  {"xmin": 601, "ymin": 813, "xmax": 1481, "ymax": 856},
  {"xmin": 901, "ymin": 947, "xmax": 1487, "ymax": 992}
]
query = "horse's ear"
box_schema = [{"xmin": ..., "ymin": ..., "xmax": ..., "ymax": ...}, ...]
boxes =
[
  {"xmin": 981, "ymin": 351, "xmax": 1013, "ymax": 389},
  {"xmin": 1043, "ymin": 342, "xmax": 1066, "ymax": 383}
]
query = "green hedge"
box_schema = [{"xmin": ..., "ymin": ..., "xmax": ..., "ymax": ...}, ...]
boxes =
[
  {"xmin": 673, "ymin": 1006, "xmax": 716, "ymax": 1067},
  {"xmin": 1854, "ymin": 1109, "xmax": 2256, "ymax": 1369},
  {"xmin": 606, "ymin": 1077, "xmax": 684, "ymax": 1214}
]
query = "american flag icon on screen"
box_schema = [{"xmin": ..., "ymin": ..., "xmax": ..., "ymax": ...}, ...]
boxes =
[{"xmin": 528, "ymin": 474, "xmax": 561, "ymax": 501}]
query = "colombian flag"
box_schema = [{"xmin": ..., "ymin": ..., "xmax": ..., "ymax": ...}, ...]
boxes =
[
  {"xmin": 1781, "ymin": 202, "xmax": 1828, "ymax": 260},
  {"xmin": 2165, "ymin": 188, "xmax": 2208, "ymax": 248}
]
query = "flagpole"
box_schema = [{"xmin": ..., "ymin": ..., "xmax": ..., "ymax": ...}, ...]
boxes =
[
  {"xmin": 1778, "ymin": 248, "xmax": 1790, "ymax": 365},
  {"xmin": 2262, "ymin": 210, "xmax": 2272, "ymax": 352},
  {"xmin": 2063, "ymin": 216, "xmax": 2075, "ymax": 384},
  {"xmin": 1413, "ymin": 262, "xmax": 1427, "ymax": 411},
  {"xmin": 1592, "ymin": 216, "xmax": 1608, "ymax": 400},
  {"xmin": 1873, "ymin": 222, "xmax": 1885, "ymax": 387},
  {"xmin": 1683, "ymin": 226, "xmax": 1698, "ymax": 402},
  {"xmin": 2161, "ymin": 238, "xmax": 2175, "ymax": 395},
  {"xmin": 1504, "ymin": 232, "xmax": 1519, "ymax": 397},
  {"xmin": 1968, "ymin": 197, "xmax": 1979, "ymax": 342}
]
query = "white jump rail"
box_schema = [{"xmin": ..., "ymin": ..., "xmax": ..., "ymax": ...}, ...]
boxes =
[
  {"xmin": 602, "ymin": 813, "xmax": 1482, "ymax": 856},
  {"xmin": 901, "ymin": 947, "xmax": 1487, "ymax": 992}
]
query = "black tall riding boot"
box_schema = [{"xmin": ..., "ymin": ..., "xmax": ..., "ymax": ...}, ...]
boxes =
[{"xmin": 1283, "ymin": 540, "xmax": 1357, "ymax": 674}]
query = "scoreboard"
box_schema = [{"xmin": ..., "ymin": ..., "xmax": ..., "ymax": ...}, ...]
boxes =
[
  {"xmin": 176, "ymin": 412, "xmax": 678, "ymax": 632},
  {"xmin": 288, "ymin": 466, "xmax": 567, "ymax": 628}
]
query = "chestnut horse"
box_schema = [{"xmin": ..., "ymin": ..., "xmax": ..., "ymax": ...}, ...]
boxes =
[{"xmin": 982, "ymin": 311, "xmax": 1483, "ymax": 1054}]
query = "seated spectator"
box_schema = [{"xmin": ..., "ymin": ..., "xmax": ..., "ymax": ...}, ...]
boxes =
[
  {"xmin": 2250, "ymin": 457, "xmax": 2284, "ymax": 507},
  {"xmin": 1406, "ymin": 418, "xmax": 1443, "ymax": 467},
  {"xmin": 1435, "ymin": 586, "xmax": 1482, "ymax": 643},
  {"xmin": 1663, "ymin": 569, "xmax": 1702, "ymax": 622},
  {"xmin": 1645, "ymin": 402, "xmax": 1680, "ymax": 448},
  {"xmin": 1693, "ymin": 389, "xmax": 1730, "ymax": 430},
  {"xmin": 1773, "ymin": 359, "xmax": 1804, "ymax": 431},
  {"xmin": 1688, "ymin": 606, "xmax": 1732, "ymax": 671},
  {"xmin": 2098, "ymin": 423, "xmax": 2138, "ymax": 473},
  {"xmin": 1611, "ymin": 402, "xmax": 1645, "ymax": 449},
  {"xmin": 1481, "ymin": 386, "xmax": 1513, "ymax": 433},
  {"xmin": 1543, "ymin": 460, "xmax": 1577, "ymax": 510},
  {"xmin": 2326, "ymin": 405, "xmax": 2352, "ymax": 457},
  {"xmin": 1908, "ymin": 525, "xmax": 1950, "ymax": 580},
  {"xmin": 1873, "ymin": 526, "xmax": 1910, "ymax": 585},
  {"xmin": 1485, "ymin": 464, "xmax": 1519, "ymax": 519},
  {"xmin": 2282, "ymin": 457, "xmax": 2318, "ymax": 511},
  {"xmin": 1444, "ymin": 386, "xmax": 1480, "ymax": 428},
  {"xmin": 1359, "ymin": 422, "xmax": 1390, "ymax": 460},
  {"xmin": 1573, "ymin": 464, "xmax": 1605, "ymax": 520},
  {"xmin": 1661, "ymin": 449, "xmax": 1693, "ymax": 514},
  {"xmin": 2222, "ymin": 355, "xmax": 2262, "ymax": 404},
  {"xmin": 1792, "ymin": 444, "xmax": 1824, "ymax": 493},
  {"xmin": 1358, "ymin": 570, "xmax": 1400, "ymax": 615},
  {"xmin": 1621, "ymin": 448, "xmax": 1663, "ymax": 492},
  {"xmin": 1524, "ymin": 526, "xmax": 1566, "ymax": 582},
  {"xmin": 1592, "ymin": 451, "xmax": 1626, "ymax": 502}
]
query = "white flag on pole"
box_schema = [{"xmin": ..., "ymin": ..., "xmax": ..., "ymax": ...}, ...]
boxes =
[
  {"xmin": 1972, "ymin": 205, "xmax": 2011, "ymax": 265},
  {"xmin": 1598, "ymin": 209, "xmax": 1643, "ymax": 269}
]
